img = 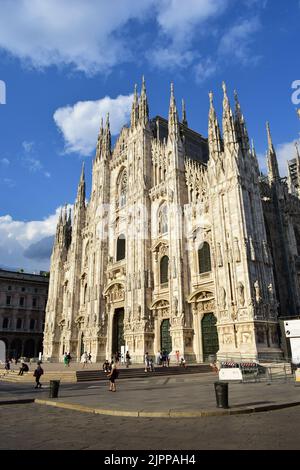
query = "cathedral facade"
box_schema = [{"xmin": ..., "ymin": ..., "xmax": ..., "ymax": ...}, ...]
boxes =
[{"xmin": 43, "ymin": 79, "xmax": 300, "ymax": 363}]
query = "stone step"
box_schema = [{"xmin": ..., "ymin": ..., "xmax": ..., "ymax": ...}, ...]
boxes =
[{"xmin": 76, "ymin": 364, "xmax": 212, "ymax": 382}]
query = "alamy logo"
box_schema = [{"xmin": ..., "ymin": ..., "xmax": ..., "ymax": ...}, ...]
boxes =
[
  {"xmin": 292, "ymin": 80, "xmax": 300, "ymax": 106},
  {"xmin": 0, "ymin": 80, "xmax": 6, "ymax": 105}
]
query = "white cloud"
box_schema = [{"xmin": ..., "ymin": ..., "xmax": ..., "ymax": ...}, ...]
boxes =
[
  {"xmin": 219, "ymin": 17, "xmax": 261, "ymax": 65},
  {"xmin": 54, "ymin": 94, "xmax": 133, "ymax": 156},
  {"xmin": 156, "ymin": 0, "xmax": 229, "ymax": 44},
  {"xmin": 194, "ymin": 58, "xmax": 217, "ymax": 84},
  {"xmin": 148, "ymin": 48, "xmax": 195, "ymax": 70},
  {"xmin": 21, "ymin": 140, "xmax": 51, "ymax": 178},
  {"xmin": 1, "ymin": 158, "xmax": 10, "ymax": 166},
  {"xmin": 0, "ymin": 207, "xmax": 65, "ymax": 272},
  {"xmin": 0, "ymin": 0, "xmax": 155, "ymax": 74}
]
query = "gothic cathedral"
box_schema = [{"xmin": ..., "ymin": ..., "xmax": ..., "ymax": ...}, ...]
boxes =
[{"xmin": 43, "ymin": 79, "xmax": 300, "ymax": 363}]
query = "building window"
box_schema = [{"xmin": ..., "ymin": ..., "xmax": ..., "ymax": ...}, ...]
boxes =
[
  {"xmin": 19, "ymin": 297, "xmax": 25, "ymax": 307},
  {"xmin": 160, "ymin": 256, "xmax": 169, "ymax": 285},
  {"xmin": 198, "ymin": 242, "xmax": 212, "ymax": 274},
  {"xmin": 6, "ymin": 296, "xmax": 11, "ymax": 306},
  {"xmin": 8, "ymin": 286, "xmax": 12, "ymax": 291},
  {"xmin": 21, "ymin": 287, "xmax": 25, "ymax": 292},
  {"xmin": 32, "ymin": 298, "xmax": 37, "ymax": 308},
  {"xmin": 34, "ymin": 288, "xmax": 38, "ymax": 293},
  {"xmin": 116, "ymin": 234, "xmax": 126, "ymax": 261},
  {"xmin": 30, "ymin": 319, "xmax": 35, "ymax": 330},
  {"xmin": 16, "ymin": 318, "xmax": 22, "ymax": 329},
  {"xmin": 2, "ymin": 318, "xmax": 9, "ymax": 329},
  {"xmin": 158, "ymin": 203, "xmax": 168, "ymax": 235}
]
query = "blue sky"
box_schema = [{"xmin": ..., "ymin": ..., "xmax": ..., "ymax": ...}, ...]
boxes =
[{"xmin": 0, "ymin": 0, "xmax": 299, "ymax": 272}]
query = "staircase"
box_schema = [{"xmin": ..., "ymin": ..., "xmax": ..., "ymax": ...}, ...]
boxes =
[
  {"xmin": 0, "ymin": 369, "xmax": 77, "ymax": 383},
  {"xmin": 76, "ymin": 364, "xmax": 212, "ymax": 382}
]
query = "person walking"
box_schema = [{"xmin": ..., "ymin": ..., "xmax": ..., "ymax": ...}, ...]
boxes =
[
  {"xmin": 176, "ymin": 350, "xmax": 180, "ymax": 365},
  {"xmin": 107, "ymin": 360, "xmax": 118, "ymax": 392},
  {"xmin": 125, "ymin": 351, "xmax": 131, "ymax": 368},
  {"xmin": 33, "ymin": 362, "xmax": 44, "ymax": 389},
  {"xmin": 144, "ymin": 352, "xmax": 150, "ymax": 372},
  {"xmin": 66, "ymin": 352, "xmax": 72, "ymax": 366},
  {"xmin": 88, "ymin": 353, "xmax": 92, "ymax": 363},
  {"xmin": 81, "ymin": 352, "xmax": 88, "ymax": 368},
  {"xmin": 63, "ymin": 352, "xmax": 68, "ymax": 367}
]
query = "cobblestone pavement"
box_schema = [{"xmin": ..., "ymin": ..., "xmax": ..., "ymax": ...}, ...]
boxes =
[{"xmin": 0, "ymin": 402, "xmax": 300, "ymax": 450}]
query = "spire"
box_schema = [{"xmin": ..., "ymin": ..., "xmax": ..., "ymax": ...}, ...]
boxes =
[
  {"xmin": 102, "ymin": 113, "xmax": 111, "ymax": 158},
  {"xmin": 130, "ymin": 84, "xmax": 139, "ymax": 129},
  {"xmin": 222, "ymin": 82, "xmax": 237, "ymax": 146},
  {"xmin": 138, "ymin": 76, "xmax": 149, "ymax": 126},
  {"xmin": 76, "ymin": 162, "xmax": 86, "ymax": 207},
  {"xmin": 182, "ymin": 99, "xmax": 188, "ymax": 127},
  {"xmin": 95, "ymin": 118, "xmax": 104, "ymax": 161},
  {"xmin": 208, "ymin": 91, "xmax": 223, "ymax": 158},
  {"xmin": 295, "ymin": 142, "xmax": 300, "ymax": 196},
  {"xmin": 234, "ymin": 90, "xmax": 250, "ymax": 154},
  {"xmin": 266, "ymin": 122, "xmax": 280, "ymax": 183},
  {"xmin": 168, "ymin": 83, "xmax": 180, "ymax": 140}
]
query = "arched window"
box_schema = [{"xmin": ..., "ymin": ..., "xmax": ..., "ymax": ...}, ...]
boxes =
[
  {"xmin": 118, "ymin": 169, "xmax": 127, "ymax": 208},
  {"xmin": 116, "ymin": 234, "xmax": 126, "ymax": 261},
  {"xmin": 83, "ymin": 284, "xmax": 88, "ymax": 304},
  {"xmin": 2, "ymin": 318, "xmax": 8, "ymax": 329},
  {"xmin": 158, "ymin": 203, "xmax": 168, "ymax": 235},
  {"xmin": 198, "ymin": 242, "xmax": 212, "ymax": 274},
  {"xmin": 160, "ymin": 256, "xmax": 169, "ymax": 285}
]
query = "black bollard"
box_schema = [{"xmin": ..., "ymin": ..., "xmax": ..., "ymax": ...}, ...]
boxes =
[
  {"xmin": 214, "ymin": 381, "xmax": 229, "ymax": 409},
  {"xmin": 49, "ymin": 380, "xmax": 60, "ymax": 398}
]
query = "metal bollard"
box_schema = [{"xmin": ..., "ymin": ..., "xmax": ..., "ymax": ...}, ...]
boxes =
[
  {"xmin": 214, "ymin": 381, "xmax": 229, "ymax": 409},
  {"xmin": 49, "ymin": 380, "xmax": 60, "ymax": 398}
]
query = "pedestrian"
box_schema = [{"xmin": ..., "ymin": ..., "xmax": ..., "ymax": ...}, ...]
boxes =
[
  {"xmin": 149, "ymin": 357, "xmax": 154, "ymax": 372},
  {"xmin": 107, "ymin": 360, "xmax": 118, "ymax": 392},
  {"xmin": 18, "ymin": 362, "xmax": 29, "ymax": 376},
  {"xmin": 210, "ymin": 360, "xmax": 219, "ymax": 374},
  {"xmin": 63, "ymin": 352, "xmax": 68, "ymax": 367},
  {"xmin": 166, "ymin": 353, "xmax": 170, "ymax": 367},
  {"xmin": 180, "ymin": 356, "xmax": 186, "ymax": 368},
  {"xmin": 102, "ymin": 359, "xmax": 111, "ymax": 373},
  {"xmin": 88, "ymin": 353, "xmax": 92, "ymax": 363},
  {"xmin": 81, "ymin": 351, "xmax": 88, "ymax": 368},
  {"xmin": 144, "ymin": 352, "xmax": 149, "ymax": 372},
  {"xmin": 125, "ymin": 351, "xmax": 131, "ymax": 368},
  {"xmin": 66, "ymin": 352, "xmax": 72, "ymax": 366},
  {"xmin": 33, "ymin": 362, "xmax": 44, "ymax": 389},
  {"xmin": 176, "ymin": 350, "xmax": 180, "ymax": 365},
  {"xmin": 156, "ymin": 351, "xmax": 161, "ymax": 366},
  {"xmin": 5, "ymin": 359, "xmax": 10, "ymax": 371}
]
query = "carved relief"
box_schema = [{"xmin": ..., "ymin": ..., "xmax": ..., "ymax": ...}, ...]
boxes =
[{"xmin": 233, "ymin": 237, "xmax": 241, "ymax": 262}]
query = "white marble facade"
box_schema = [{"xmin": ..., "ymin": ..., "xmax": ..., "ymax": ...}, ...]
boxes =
[{"xmin": 43, "ymin": 79, "xmax": 300, "ymax": 363}]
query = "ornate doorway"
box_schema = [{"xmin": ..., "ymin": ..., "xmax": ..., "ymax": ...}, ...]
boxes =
[
  {"xmin": 201, "ymin": 313, "xmax": 219, "ymax": 361},
  {"xmin": 160, "ymin": 319, "xmax": 172, "ymax": 354},
  {"xmin": 112, "ymin": 308, "xmax": 125, "ymax": 355}
]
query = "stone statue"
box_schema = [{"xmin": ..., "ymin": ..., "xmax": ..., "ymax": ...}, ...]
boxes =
[
  {"xmin": 220, "ymin": 287, "xmax": 227, "ymax": 309},
  {"xmin": 217, "ymin": 243, "xmax": 223, "ymax": 267},
  {"xmin": 237, "ymin": 282, "xmax": 245, "ymax": 307},
  {"xmin": 268, "ymin": 283, "xmax": 275, "ymax": 303},
  {"xmin": 254, "ymin": 280, "xmax": 261, "ymax": 303},
  {"xmin": 234, "ymin": 238, "xmax": 241, "ymax": 263}
]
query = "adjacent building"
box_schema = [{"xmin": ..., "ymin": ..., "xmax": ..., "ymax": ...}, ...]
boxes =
[
  {"xmin": 43, "ymin": 79, "xmax": 300, "ymax": 363},
  {"xmin": 0, "ymin": 269, "xmax": 49, "ymax": 359}
]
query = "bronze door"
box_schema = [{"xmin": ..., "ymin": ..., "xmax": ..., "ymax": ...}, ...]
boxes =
[
  {"xmin": 160, "ymin": 319, "xmax": 172, "ymax": 354},
  {"xmin": 201, "ymin": 313, "xmax": 219, "ymax": 361},
  {"xmin": 112, "ymin": 308, "xmax": 125, "ymax": 354}
]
